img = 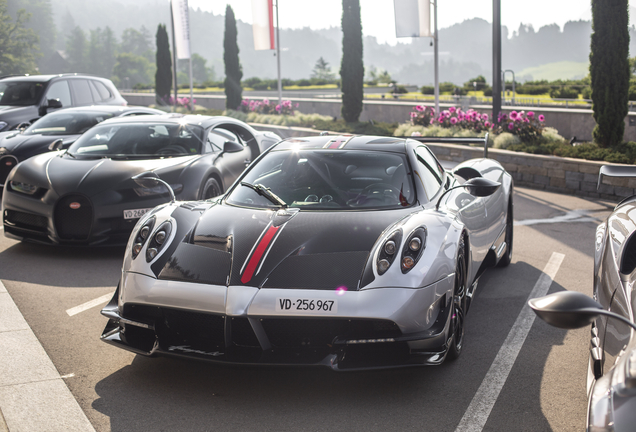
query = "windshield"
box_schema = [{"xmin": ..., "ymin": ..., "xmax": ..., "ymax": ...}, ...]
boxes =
[
  {"xmin": 0, "ymin": 81, "xmax": 45, "ymax": 106},
  {"xmin": 67, "ymin": 122, "xmax": 204, "ymax": 158},
  {"xmin": 227, "ymin": 149, "xmax": 415, "ymax": 210},
  {"xmin": 25, "ymin": 111, "xmax": 116, "ymax": 135}
]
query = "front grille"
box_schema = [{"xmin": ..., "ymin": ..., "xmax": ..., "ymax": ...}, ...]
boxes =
[
  {"xmin": 0, "ymin": 155, "xmax": 18, "ymax": 185},
  {"xmin": 54, "ymin": 194, "xmax": 93, "ymax": 240},
  {"xmin": 260, "ymin": 318, "xmax": 402, "ymax": 349},
  {"xmin": 4, "ymin": 209, "xmax": 47, "ymax": 232},
  {"xmin": 231, "ymin": 317, "xmax": 260, "ymax": 347},
  {"xmin": 123, "ymin": 304, "xmax": 226, "ymax": 352}
]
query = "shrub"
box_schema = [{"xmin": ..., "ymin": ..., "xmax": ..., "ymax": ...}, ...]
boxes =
[
  {"xmin": 493, "ymin": 132, "xmax": 521, "ymax": 149},
  {"xmin": 296, "ymin": 79, "xmax": 311, "ymax": 87},
  {"xmin": 240, "ymin": 98, "xmax": 296, "ymax": 115},
  {"xmin": 393, "ymin": 85, "xmax": 408, "ymax": 94},
  {"xmin": 549, "ymin": 86, "xmax": 579, "ymax": 99},
  {"xmin": 420, "ymin": 86, "xmax": 434, "ymax": 95},
  {"xmin": 515, "ymin": 84, "xmax": 550, "ymax": 95},
  {"xmin": 409, "ymin": 104, "xmax": 435, "ymax": 126},
  {"xmin": 496, "ymin": 110, "xmax": 545, "ymax": 144}
]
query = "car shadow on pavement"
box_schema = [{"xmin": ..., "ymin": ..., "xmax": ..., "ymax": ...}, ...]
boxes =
[
  {"xmin": 90, "ymin": 261, "xmax": 584, "ymax": 432},
  {"xmin": 0, "ymin": 241, "xmax": 124, "ymax": 287}
]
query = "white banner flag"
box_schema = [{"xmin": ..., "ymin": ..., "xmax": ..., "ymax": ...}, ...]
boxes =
[
  {"xmin": 171, "ymin": 0, "xmax": 191, "ymax": 59},
  {"xmin": 252, "ymin": 0, "xmax": 275, "ymax": 50},
  {"xmin": 394, "ymin": 0, "xmax": 432, "ymax": 38}
]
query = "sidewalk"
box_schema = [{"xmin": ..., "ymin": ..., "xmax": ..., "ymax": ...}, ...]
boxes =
[{"xmin": 0, "ymin": 280, "xmax": 95, "ymax": 432}]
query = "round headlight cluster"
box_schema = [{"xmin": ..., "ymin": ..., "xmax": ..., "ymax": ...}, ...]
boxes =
[
  {"xmin": 132, "ymin": 217, "xmax": 155, "ymax": 259},
  {"xmin": 376, "ymin": 230, "xmax": 402, "ymax": 275},
  {"xmin": 401, "ymin": 227, "xmax": 427, "ymax": 273},
  {"xmin": 145, "ymin": 221, "xmax": 172, "ymax": 262}
]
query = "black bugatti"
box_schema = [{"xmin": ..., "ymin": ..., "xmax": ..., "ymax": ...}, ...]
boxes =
[
  {"xmin": 2, "ymin": 114, "xmax": 281, "ymax": 245},
  {"xmin": 0, "ymin": 105, "xmax": 164, "ymax": 191}
]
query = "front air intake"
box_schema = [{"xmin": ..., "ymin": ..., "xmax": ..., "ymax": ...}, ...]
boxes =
[{"xmin": 54, "ymin": 194, "xmax": 93, "ymax": 240}]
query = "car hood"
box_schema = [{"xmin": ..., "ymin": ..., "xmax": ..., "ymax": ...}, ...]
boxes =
[
  {"xmin": 0, "ymin": 132, "xmax": 77, "ymax": 156},
  {"xmin": 157, "ymin": 203, "xmax": 414, "ymax": 290},
  {"xmin": 0, "ymin": 105, "xmax": 39, "ymax": 129},
  {"xmin": 11, "ymin": 152, "xmax": 200, "ymax": 197}
]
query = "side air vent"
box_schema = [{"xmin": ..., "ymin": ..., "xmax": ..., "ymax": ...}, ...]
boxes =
[{"xmin": 620, "ymin": 232, "xmax": 636, "ymax": 274}]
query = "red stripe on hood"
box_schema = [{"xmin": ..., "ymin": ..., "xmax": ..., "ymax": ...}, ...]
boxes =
[{"xmin": 241, "ymin": 225, "xmax": 280, "ymax": 284}]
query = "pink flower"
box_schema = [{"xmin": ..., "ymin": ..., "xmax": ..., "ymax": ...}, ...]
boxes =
[
  {"xmin": 538, "ymin": 114, "xmax": 545, "ymax": 122},
  {"xmin": 241, "ymin": 100, "xmax": 249, "ymax": 106},
  {"xmin": 295, "ymin": 103, "xmax": 299, "ymax": 108},
  {"xmin": 483, "ymin": 114, "xmax": 489, "ymax": 121},
  {"xmin": 484, "ymin": 121, "xmax": 491, "ymax": 128},
  {"xmin": 275, "ymin": 104, "xmax": 281, "ymax": 112},
  {"xmin": 411, "ymin": 112, "xmax": 417, "ymax": 118},
  {"xmin": 450, "ymin": 117, "xmax": 458, "ymax": 125},
  {"xmin": 263, "ymin": 98, "xmax": 269, "ymax": 105},
  {"xmin": 415, "ymin": 105, "xmax": 425, "ymax": 112},
  {"xmin": 509, "ymin": 111, "xmax": 518, "ymax": 120},
  {"xmin": 524, "ymin": 118, "xmax": 530, "ymax": 123},
  {"xmin": 429, "ymin": 119, "xmax": 435, "ymax": 124},
  {"xmin": 443, "ymin": 110, "xmax": 451, "ymax": 118},
  {"xmin": 449, "ymin": 106, "xmax": 456, "ymax": 113},
  {"xmin": 508, "ymin": 122, "xmax": 514, "ymax": 131},
  {"xmin": 527, "ymin": 111, "xmax": 535, "ymax": 118}
]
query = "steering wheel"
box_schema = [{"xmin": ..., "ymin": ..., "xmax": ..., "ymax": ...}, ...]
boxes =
[
  {"xmin": 347, "ymin": 183, "xmax": 402, "ymax": 206},
  {"xmin": 156, "ymin": 145, "xmax": 188, "ymax": 155}
]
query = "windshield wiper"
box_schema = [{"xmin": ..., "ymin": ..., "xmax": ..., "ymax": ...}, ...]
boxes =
[{"xmin": 240, "ymin": 182, "xmax": 287, "ymax": 207}]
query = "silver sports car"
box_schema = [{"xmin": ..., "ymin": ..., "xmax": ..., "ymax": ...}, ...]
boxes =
[{"xmin": 101, "ymin": 134, "xmax": 514, "ymax": 370}]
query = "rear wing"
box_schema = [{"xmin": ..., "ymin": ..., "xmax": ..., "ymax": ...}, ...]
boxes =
[
  {"xmin": 597, "ymin": 165, "xmax": 636, "ymax": 189},
  {"xmin": 408, "ymin": 133, "xmax": 490, "ymax": 158}
]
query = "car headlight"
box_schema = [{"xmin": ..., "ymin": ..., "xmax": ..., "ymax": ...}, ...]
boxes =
[
  {"xmin": 10, "ymin": 181, "xmax": 39, "ymax": 195},
  {"xmin": 134, "ymin": 184, "xmax": 183, "ymax": 197},
  {"xmin": 146, "ymin": 221, "xmax": 172, "ymax": 262},
  {"xmin": 401, "ymin": 227, "xmax": 427, "ymax": 273},
  {"xmin": 131, "ymin": 216, "xmax": 156, "ymax": 259},
  {"xmin": 376, "ymin": 229, "xmax": 402, "ymax": 275},
  {"xmin": 0, "ymin": 147, "xmax": 7, "ymax": 155}
]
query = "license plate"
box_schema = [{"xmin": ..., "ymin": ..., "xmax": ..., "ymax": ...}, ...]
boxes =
[
  {"xmin": 123, "ymin": 208, "xmax": 153, "ymax": 219},
  {"xmin": 276, "ymin": 298, "xmax": 338, "ymax": 314}
]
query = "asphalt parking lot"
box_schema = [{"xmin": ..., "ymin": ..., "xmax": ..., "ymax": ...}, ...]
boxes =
[{"xmin": 0, "ymin": 185, "xmax": 615, "ymax": 432}]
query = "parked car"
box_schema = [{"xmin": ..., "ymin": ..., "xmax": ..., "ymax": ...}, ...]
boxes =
[
  {"xmin": 2, "ymin": 114, "xmax": 281, "ymax": 245},
  {"xmin": 0, "ymin": 105, "xmax": 164, "ymax": 191},
  {"xmin": 530, "ymin": 164, "xmax": 636, "ymax": 432},
  {"xmin": 0, "ymin": 74, "xmax": 127, "ymax": 132},
  {"xmin": 100, "ymin": 134, "xmax": 514, "ymax": 370}
]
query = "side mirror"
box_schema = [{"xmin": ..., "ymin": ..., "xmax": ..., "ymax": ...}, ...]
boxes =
[
  {"xmin": 529, "ymin": 291, "xmax": 636, "ymax": 331},
  {"xmin": 48, "ymin": 139, "xmax": 64, "ymax": 151},
  {"xmin": 223, "ymin": 140, "xmax": 244, "ymax": 153},
  {"xmin": 435, "ymin": 177, "xmax": 501, "ymax": 210},
  {"xmin": 132, "ymin": 171, "xmax": 176, "ymax": 202},
  {"xmin": 47, "ymin": 99, "xmax": 63, "ymax": 109}
]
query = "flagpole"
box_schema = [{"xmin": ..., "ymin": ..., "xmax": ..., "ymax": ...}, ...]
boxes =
[
  {"xmin": 275, "ymin": 0, "xmax": 282, "ymax": 105},
  {"xmin": 433, "ymin": 0, "xmax": 439, "ymax": 116},
  {"xmin": 170, "ymin": 1, "xmax": 178, "ymax": 112}
]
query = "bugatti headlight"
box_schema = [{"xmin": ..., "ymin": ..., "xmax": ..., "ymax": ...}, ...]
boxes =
[
  {"xmin": 0, "ymin": 147, "xmax": 7, "ymax": 155},
  {"xmin": 146, "ymin": 221, "xmax": 172, "ymax": 262},
  {"xmin": 401, "ymin": 227, "xmax": 427, "ymax": 273},
  {"xmin": 376, "ymin": 229, "xmax": 402, "ymax": 275},
  {"xmin": 10, "ymin": 181, "xmax": 39, "ymax": 195},
  {"xmin": 134, "ymin": 184, "xmax": 183, "ymax": 197},
  {"xmin": 131, "ymin": 216, "xmax": 155, "ymax": 259}
]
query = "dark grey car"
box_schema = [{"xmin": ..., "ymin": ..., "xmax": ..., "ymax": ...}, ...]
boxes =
[{"xmin": 0, "ymin": 74, "xmax": 127, "ymax": 132}]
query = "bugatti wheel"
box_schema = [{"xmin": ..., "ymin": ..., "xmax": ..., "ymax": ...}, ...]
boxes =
[
  {"xmin": 447, "ymin": 235, "xmax": 467, "ymax": 360},
  {"xmin": 497, "ymin": 190, "xmax": 514, "ymax": 267},
  {"xmin": 200, "ymin": 177, "xmax": 222, "ymax": 200}
]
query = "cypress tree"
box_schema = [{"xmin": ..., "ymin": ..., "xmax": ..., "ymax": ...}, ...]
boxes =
[
  {"xmin": 155, "ymin": 24, "xmax": 172, "ymax": 105},
  {"xmin": 340, "ymin": 0, "xmax": 364, "ymax": 122},
  {"xmin": 590, "ymin": 0, "xmax": 630, "ymax": 147},
  {"xmin": 224, "ymin": 5, "xmax": 243, "ymax": 110}
]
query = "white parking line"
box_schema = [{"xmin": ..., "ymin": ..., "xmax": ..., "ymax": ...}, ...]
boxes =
[
  {"xmin": 0, "ymin": 280, "xmax": 96, "ymax": 431},
  {"xmin": 66, "ymin": 293, "xmax": 114, "ymax": 317},
  {"xmin": 515, "ymin": 209, "xmax": 600, "ymax": 226},
  {"xmin": 454, "ymin": 251, "xmax": 565, "ymax": 432}
]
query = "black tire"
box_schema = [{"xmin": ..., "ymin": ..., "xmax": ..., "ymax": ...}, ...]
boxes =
[
  {"xmin": 497, "ymin": 191, "xmax": 514, "ymax": 267},
  {"xmin": 199, "ymin": 177, "xmax": 222, "ymax": 200},
  {"xmin": 447, "ymin": 235, "xmax": 467, "ymax": 361}
]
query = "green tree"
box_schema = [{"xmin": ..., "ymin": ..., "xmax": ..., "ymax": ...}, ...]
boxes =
[
  {"xmin": 112, "ymin": 52, "xmax": 154, "ymax": 88},
  {"xmin": 155, "ymin": 23, "xmax": 172, "ymax": 104},
  {"xmin": 102, "ymin": 26, "xmax": 117, "ymax": 77},
  {"xmin": 223, "ymin": 5, "xmax": 242, "ymax": 109},
  {"xmin": 178, "ymin": 53, "xmax": 213, "ymax": 84},
  {"xmin": 87, "ymin": 28, "xmax": 104, "ymax": 75},
  {"xmin": 340, "ymin": 0, "xmax": 364, "ymax": 122},
  {"xmin": 121, "ymin": 26, "xmax": 152, "ymax": 61},
  {"xmin": 590, "ymin": 0, "xmax": 630, "ymax": 147},
  {"xmin": 66, "ymin": 26, "xmax": 87, "ymax": 71},
  {"xmin": 0, "ymin": 0, "xmax": 38, "ymax": 74},
  {"xmin": 311, "ymin": 57, "xmax": 335, "ymax": 81},
  {"xmin": 7, "ymin": 0, "xmax": 55, "ymax": 64}
]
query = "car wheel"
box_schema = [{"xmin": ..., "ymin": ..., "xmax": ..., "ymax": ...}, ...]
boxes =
[
  {"xmin": 497, "ymin": 190, "xmax": 514, "ymax": 267},
  {"xmin": 447, "ymin": 235, "xmax": 467, "ymax": 360},
  {"xmin": 199, "ymin": 177, "xmax": 222, "ymax": 200}
]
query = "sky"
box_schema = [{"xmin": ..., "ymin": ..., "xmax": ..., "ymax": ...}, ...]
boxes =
[{"xmin": 188, "ymin": 0, "xmax": 634, "ymax": 45}]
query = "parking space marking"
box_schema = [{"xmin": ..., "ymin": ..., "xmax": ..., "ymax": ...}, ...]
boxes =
[
  {"xmin": 66, "ymin": 292, "xmax": 114, "ymax": 317},
  {"xmin": 454, "ymin": 251, "xmax": 565, "ymax": 432},
  {"xmin": 515, "ymin": 209, "xmax": 600, "ymax": 226},
  {"xmin": 0, "ymin": 280, "xmax": 96, "ymax": 431}
]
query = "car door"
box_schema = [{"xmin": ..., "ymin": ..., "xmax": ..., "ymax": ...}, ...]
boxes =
[
  {"xmin": 68, "ymin": 79, "xmax": 94, "ymax": 107},
  {"xmin": 42, "ymin": 80, "xmax": 72, "ymax": 112},
  {"xmin": 207, "ymin": 128, "xmax": 251, "ymax": 189}
]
